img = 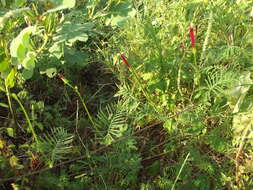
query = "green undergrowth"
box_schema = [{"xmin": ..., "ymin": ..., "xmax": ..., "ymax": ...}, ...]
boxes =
[{"xmin": 0, "ymin": 0, "xmax": 253, "ymax": 190}]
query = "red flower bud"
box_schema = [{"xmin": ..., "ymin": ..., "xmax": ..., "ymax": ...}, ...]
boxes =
[
  {"xmin": 119, "ymin": 55, "xmax": 130, "ymax": 68},
  {"xmin": 189, "ymin": 24, "xmax": 195, "ymax": 48},
  {"xmin": 57, "ymin": 74, "xmax": 65, "ymax": 79}
]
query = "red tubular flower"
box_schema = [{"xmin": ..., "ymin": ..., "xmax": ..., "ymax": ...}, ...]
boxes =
[
  {"xmin": 119, "ymin": 55, "xmax": 130, "ymax": 68},
  {"xmin": 189, "ymin": 24, "xmax": 195, "ymax": 48}
]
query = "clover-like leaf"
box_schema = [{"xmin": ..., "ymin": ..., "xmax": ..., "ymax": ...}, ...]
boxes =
[
  {"xmin": 22, "ymin": 69, "xmax": 33, "ymax": 80},
  {"xmin": 22, "ymin": 56, "xmax": 35, "ymax": 70},
  {"xmin": 10, "ymin": 26, "xmax": 35, "ymax": 61}
]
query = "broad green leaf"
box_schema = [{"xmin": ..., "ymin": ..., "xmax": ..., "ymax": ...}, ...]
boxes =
[
  {"xmin": 49, "ymin": 0, "xmax": 75, "ymax": 8},
  {"xmin": 61, "ymin": 22, "xmax": 93, "ymax": 32},
  {"xmin": 62, "ymin": 0, "xmax": 75, "ymax": 8},
  {"xmin": 1, "ymin": 67, "xmax": 11, "ymax": 79},
  {"xmin": 49, "ymin": 43, "xmax": 63, "ymax": 59},
  {"xmin": 0, "ymin": 57, "xmax": 9, "ymax": 72},
  {"xmin": 1, "ymin": 0, "xmax": 6, "ymax": 7},
  {"xmin": 53, "ymin": 22, "xmax": 93, "ymax": 44},
  {"xmin": 39, "ymin": 60, "xmax": 58, "ymax": 77},
  {"xmin": 21, "ymin": 32, "xmax": 31, "ymax": 48},
  {"xmin": 68, "ymin": 33, "xmax": 88, "ymax": 43},
  {"xmin": 110, "ymin": 15, "xmax": 128, "ymax": 27},
  {"xmin": 22, "ymin": 56, "xmax": 35, "ymax": 70},
  {"xmin": 6, "ymin": 128, "xmax": 14, "ymax": 137},
  {"xmin": 10, "ymin": 38, "xmax": 21, "ymax": 58},
  {"xmin": 10, "ymin": 26, "xmax": 35, "ymax": 59},
  {"xmin": 16, "ymin": 44, "xmax": 26, "ymax": 60},
  {"xmin": 0, "ymin": 49, "xmax": 9, "ymax": 72},
  {"xmin": 106, "ymin": 1, "xmax": 136, "ymax": 27},
  {"xmin": 22, "ymin": 69, "xmax": 33, "ymax": 79},
  {"xmin": 65, "ymin": 48, "xmax": 88, "ymax": 67},
  {"xmin": 19, "ymin": 26, "xmax": 35, "ymax": 48},
  {"xmin": 5, "ymin": 69, "xmax": 15, "ymax": 88},
  {"xmin": 227, "ymin": 72, "xmax": 253, "ymax": 113}
]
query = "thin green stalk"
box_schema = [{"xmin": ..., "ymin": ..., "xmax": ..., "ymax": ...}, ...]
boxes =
[
  {"xmin": 193, "ymin": 50, "xmax": 200, "ymax": 86},
  {"xmin": 75, "ymin": 100, "xmax": 91, "ymax": 158},
  {"xmin": 191, "ymin": 48, "xmax": 200, "ymax": 101},
  {"xmin": 59, "ymin": 76, "xmax": 97, "ymax": 130},
  {"xmin": 177, "ymin": 61, "xmax": 183, "ymax": 96},
  {"xmin": 74, "ymin": 87, "xmax": 96, "ymax": 129},
  {"xmin": 177, "ymin": 53, "xmax": 185, "ymax": 97},
  {"xmin": 5, "ymin": 85, "xmax": 18, "ymax": 126},
  {"xmin": 193, "ymin": 49, "xmax": 197, "ymax": 66},
  {"xmin": 36, "ymin": 34, "xmax": 48, "ymax": 54},
  {"xmin": 171, "ymin": 153, "xmax": 190, "ymax": 190},
  {"xmin": 235, "ymin": 118, "xmax": 253, "ymax": 189},
  {"xmin": 11, "ymin": 93, "xmax": 38, "ymax": 144},
  {"xmin": 200, "ymin": 11, "xmax": 213, "ymax": 66}
]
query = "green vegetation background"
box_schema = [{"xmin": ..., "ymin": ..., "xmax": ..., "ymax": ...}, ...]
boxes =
[{"xmin": 0, "ymin": 0, "xmax": 253, "ymax": 189}]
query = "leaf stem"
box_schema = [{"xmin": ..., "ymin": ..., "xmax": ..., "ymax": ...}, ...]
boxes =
[
  {"xmin": 171, "ymin": 153, "xmax": 190, "ymax": 190},
  {"xmin": 5, "ymin": 84, "xmax": 17, "ymax": 126},
  {"xmin": 11, "ymin": 93, "xmax": 38, "ymax": 144},
  {"xmin": 59, "ymin": 77, "xmax": 97, "ymax": 130}
]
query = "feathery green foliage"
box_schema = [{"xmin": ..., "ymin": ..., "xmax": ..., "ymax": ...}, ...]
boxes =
[
  {"xmin": 36, "ymin": 127, "xmax": 74, "ymax": 167},
  {"xmin": 1, "ymin": 0, "xmax": 253, "ymax": 189}
]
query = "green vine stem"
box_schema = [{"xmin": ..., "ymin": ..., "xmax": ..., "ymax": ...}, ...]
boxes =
[
  {"xmin": 171, "ymin": 153, "xmax": 190, "ymax": 190},
  {"xmin": 11, "ymin": 93, "xmax": 38, "ymax": 144},
  {"xmin": 5, "ymin": 84, "xmax": 18, "ymax": 127},
  {"xmin": 235, "ymin": 118, "xmax": 253, "ymax": 189},
  {"xmin": 58, "ymin": 75, "xmax": 97, "ymax": 130}
]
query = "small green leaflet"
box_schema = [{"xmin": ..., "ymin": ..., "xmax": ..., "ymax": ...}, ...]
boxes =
[
  {"xmin": 10, "ymin": 26, "xmax": 36, "ymax": 79},
  {"xmin": 10, "ymin": 26, "xmax": 35, "ymax": 59},
  {"xmin": 5, "ymin": 69, "xmax": 15, "ymax": 88}
]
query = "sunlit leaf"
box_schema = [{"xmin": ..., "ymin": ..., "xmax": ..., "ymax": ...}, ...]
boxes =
[
  {"xmin": 49, "ymin": 43, "xmax": 63, "ymax": 59},
  {"xmin": 0, "ymin": 57, "xmax": 9, "ymax": 72},
  {"xmin": 53, "ymin": 22, "xmax": 93, "ymax": 44},
  {"xmin": 9, "ymin": 155, "xmax": 18, "ymax": 168},
  {"xmin": 6, "ymin": 128, "xmax": 14, "ymax": 137},
  {"xmin": 62, "ymin": 0, "xmax": 75, "ymax": 8},
  {"xmin": 22, "ymin": 56, "xmax": 35, "ymax": 70},
  {"xmin": 5, "ymin": 69, "xmax": 15, "ymax": 88},
  {"xmin": 48, "ymin": 0, "xmax": 75, "ymax": 8},
  {"xmin": 10, "ymin": 26, "xmax": 35, "ymax": 59},
  {"xmin": 45, "ymin": 68, "xmax": 57, "ymax": 78},
  {"xmin": 0, "ymin": 139, "xmax": 5, "ymax": 149}
]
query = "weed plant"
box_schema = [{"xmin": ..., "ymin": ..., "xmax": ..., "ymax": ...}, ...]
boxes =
[{"xmin": 0, "ymin": 0, "xmax": 253, "ymax": 190}]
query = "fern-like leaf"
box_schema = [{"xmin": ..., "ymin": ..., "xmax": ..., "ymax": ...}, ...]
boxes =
[
  {"xmin": 37, "ymin": 127, "xmax": 74, "ymax": 167},
  {"xmin": 95, "ymin": 104, "xmax": 128, "ymax": 145},
  {"xmin": 203, "ymin": 66, "xmax": 238, "ymax": 99}
]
